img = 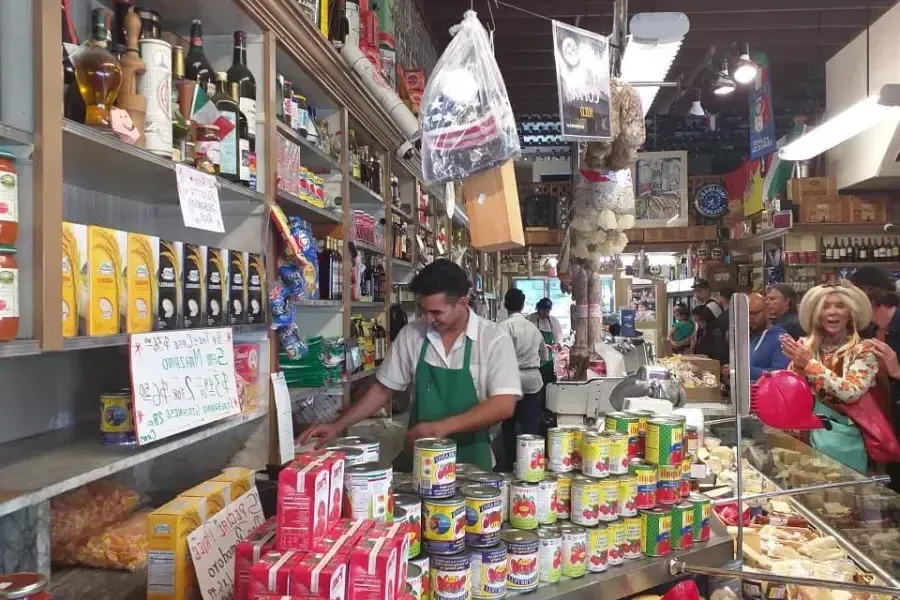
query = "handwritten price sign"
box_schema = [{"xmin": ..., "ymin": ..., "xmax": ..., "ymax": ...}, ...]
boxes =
[
  {"xmin": 175, "ymin": 163, "xmax": 226, "ymax": 233},
  {"xmin": 130, "ymin": 328, "xmax": 241, "ymax": 445}
]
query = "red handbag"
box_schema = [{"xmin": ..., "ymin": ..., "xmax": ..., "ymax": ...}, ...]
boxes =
[{"xmin": 832, "ymin": 385, "xmax": 900, "ymax": 464}]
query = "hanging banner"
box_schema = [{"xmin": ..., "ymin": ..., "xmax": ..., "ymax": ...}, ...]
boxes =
[
  {"xmin": 552, "ymin": 20, "xmax": 612, "ymax": 141},
  {"xmin": 749, "ymin": 65, "xmax": 776, "ymax": 159}
]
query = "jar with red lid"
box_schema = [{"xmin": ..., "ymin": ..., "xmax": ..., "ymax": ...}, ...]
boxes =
[
  {"xmin": 0, "ymin": 245, "xmax": 19, "ymax": 341},
  {"xmin": 0, "ymin": 572, "xmax": 51, "ymax": 599},
  {"xmin": 0, "ymin": 150, "xmax": 18, "ymax": 245},
  {"xmin": 194, "ymin": 124, "xmax": 220, "ymax": 175}
]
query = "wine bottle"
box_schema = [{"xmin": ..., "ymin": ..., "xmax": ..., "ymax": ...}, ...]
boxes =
[
  {"xmin": 232, "ymin": 82, "xmax": 251, "ymax": 188},
  {"xmin": 185, "ymin": 20, "xmax": 214, "ymax": 96},
  {"xmin": 227, "ymin": 30, "xmax": 257, "ymax": 149},
  {"xmin": 211, "ymin": 73, "xmax": 239, "ymax": 182}
]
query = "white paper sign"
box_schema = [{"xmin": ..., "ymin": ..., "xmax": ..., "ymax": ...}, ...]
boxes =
[
  {"xmin": 175, "ymin": 163, "xmax": 225, "ymax": 233},
  {"xmin": 130, "ymin": 328, "xmax": 241, "ymax": 444},
  {"xmin": 189, "ymin": 488, "xmax": 265, "ymax": 600},
  {"xmin": 271, "ymin": 371, "xmax": 295, "ymax": 465}
]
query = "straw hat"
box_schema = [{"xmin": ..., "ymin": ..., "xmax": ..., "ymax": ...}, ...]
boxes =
[{"xmin": 798, "ymin": 282, "xmax": 872, "ymax": 334}]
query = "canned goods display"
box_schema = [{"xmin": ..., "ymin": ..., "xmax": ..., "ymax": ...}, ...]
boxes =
[
  {"xmin": 547, "ymin": 427, "xmax": 575, "ymax": 472},
  {"xmin": 582, "ymin": 431, "xmax": 609, "ymax": 478},
  {"xmin": 671, "ymin": 502, "xmax": 694, "ymax": 550},
  {"xmin": 100, "ymin": 391, "xmax": 136, "ymax": 445},
  {"xmin": 463, "ymin": 485, "xmax": 503, "ymax": 548},
  {"xmin": 509, "ymin": 481, "xmax": 539, "ymax": 529},
  {"xmin": 410, "ymin": 554, "xmax": 430, "ymax": 600},
  {"xmin": 626, "ymin": 409, "xmax": 654, "ymax": 435},
  {"xmin": 498, "ymin": 473, "xmax": 514, "ymax": 523},
  {"xmin": 690, "ymin": 493, "xmax": 712, "ymax": 542},
  {"xmin": 605, "ymin": 412, "xmax": 640, "ymax": 437},
  {"xmin": 456, "ymin": 463, "xmax": 483, "ymax": 480},
  {"xmin": 626, "ymin": 434, "xmax": 641, "ymax": 460},
  {"xmin": 559, "ymin": 525, "xmax": 587, "ymax": 578},
  {"xmin": 570, "ymin": 475, "xmax": 601, "ymax": 527},
  {"xmin": 536, "ymin": 476, "xmax": 558, "ymax": 525},
  {"xmin": 645, "ymin": 418, "xmax": 683, "ymax": 466},
  {"xmin": 586, "ymin": 524, "xmax": 610, "ymax": 573},
  {"xmin": 680, "ymin": 458, "xmax": 692, "ymax": 499},
  {"xmin": 500, "ymin": 529, "xmax": 539, "ymax": 592},
  {"xmin": 607, "ymin": 520, "xmax": 625, "ymax": 566},
  {"xmin": 325, "ymin": 444, "xmax": 366, "ymax": 466},
  {"xmin": 515, "ymin": 434, "xmax": 546, "ymax": 482},
  {"xmin": 657, "ymin": 465, "xmax": 681, "ymax": 505},
  {"xmin": 423, "ymin": 494, "xmax": 467, "ymax": 555},
  {"xmin": 640, "ymin": 507, "xmax": 672, "ymax": 557},
  {"xmin": 333, "ymin": 435, "xmax": 379, "ymax": 464},
  {"xmin": 467, "ymin": 472, "xmax": 503, "ymax": 489},
  {"xmin": 414, "ymin": 437, "xmax": 457, "ymax": 498},
  {"xmin": 617, "ymin": 474, "xmax": 638, "ymax": 517},
  {"xmin": 396, "ymin": 480, "xmax": 416, "ymax": 495},
  {"xmin": 430, "ymin": 551, "xmax": 472, "ymax": 600},
  {"xmin": 598, "ymin": 477, "xmax": 619, "ymax": 522},
  {"xmin": 623, "ymin": 516, "xmax": 642, "ymax": 559},
  {"xmin": 470, "ymin": 543, "xmax": 507, "ymax": 599},
  {"xmin": 537, "ymin": 528, "xmax": 562, "ymax": 583},
  {"xmin": 407, "ymin": 563, "xmax": 424, "ymax": 600},
  {"xmin": 607, "ymin": 432, "xmax": 630, "ymax": 475},
  {"xmin": 665, "ymin": 414, "xmax": 687, "ymax": 464},
  {"xmin": 629, "ymin": 460, "xmax": 657, "ymax": 509},
  {"xmin": 344, "ymin": 464, "xmax": 393, "ymax": 521},
  {"xmin": 396, "ymin": 493, "xmax": 423, "ymax": 557},
  {"xmin": 555, "ymin": 472, "xmax": 572, "ymax": 520},
  {"xmin": 568, "ymin": 426, "xmax": 586, "ymax": 470}
]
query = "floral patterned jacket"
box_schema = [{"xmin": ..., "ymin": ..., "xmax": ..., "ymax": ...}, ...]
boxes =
[{"xmin": 790, "ymin": 338, "xmax": 879, "ymax": 404}]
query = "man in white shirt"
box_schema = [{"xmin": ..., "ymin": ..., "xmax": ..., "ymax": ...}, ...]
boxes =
[
  {"xmin": 693, "ymin": 278, "xmax": 723, "ymax": 322},
  {"xmin": 299, "ymin": 260, "xmax": 522, "ymax": 471},
  {"xmin": 527, "ymin": 297, "xmax": 563, "ymax": 384},
  {"xmin": 498, "ymin": 288, "xmax": 548, "ymax": 470}
]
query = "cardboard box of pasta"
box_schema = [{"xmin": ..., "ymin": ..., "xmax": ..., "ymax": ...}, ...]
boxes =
[
  {"xmin": 125, "ymin": 232, "xmax": 158, "ymax": 333},
  {"xmin": 157, "ymin": 239, "xmax": 183, "ymax": 330},
  {"xmin": 210, "ymin": 467, "xmax": 256, "ymax": 499},
  {"xmin": 61, "ymin": 222, "xmax": 87, "ymax": 338},
  {"xmin": 205, "ymin": 247, "xmax": 227, "ymax": 327},
  {"xmin": 178, "ymin": 480, "xmax": 232, "ymax": 517},
  {"xmin": 147, "ymin": 496, "xmax": 209, "ymax": 600},
  {"xmin": 182, "ymin": 243, "xmax": 206, "ymax": 329},
  {"xmin": 85, "ymin": 225, "xmax": 127, "ymax": 336}
]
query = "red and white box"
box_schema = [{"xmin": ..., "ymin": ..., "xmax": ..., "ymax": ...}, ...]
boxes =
[
  {"xmin": 313, "ymin": 519, "xmax": 373, "ymax": 554},
  {"xmin": 253, "ymin": 594, "xmax": 318, "ymax": 600},
  {"xmin": 290, "ymin": 549, "xmax": 347, "ymax": 600},
  {"xmin": 346, "ymin": 536, "xmax": 399, "ymax": 600},
  {"xmin": 249, "ymin": 551, "xmax": 306, "ymax": 597},
  {"xmin": 378, "ymin": 522, "xmax": 410, "ymax": 597},
  {"xmin": 294, "ymin": 451, "xmax": 345, "ymax": 528},
  {"xmin": 235, "ymin": 519, "xmax": 278, "ymax": 600},
  {"xmin": 277, "ymin": 460, "xmax": 331, "ymax": 551}
]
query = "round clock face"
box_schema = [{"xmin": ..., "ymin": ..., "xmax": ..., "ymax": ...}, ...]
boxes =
[{"xmin": 694, "ymin": 184, "xmax": 729, "ymax": 218}]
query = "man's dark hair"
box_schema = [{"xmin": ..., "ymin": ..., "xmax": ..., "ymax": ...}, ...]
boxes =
[
  {"xmin": 719, "ymin": 287, "xmax": 736, "ymax": 301},
  {"xmin": 537, "ymin": 298, "xmax": 553, "ymax": 311},
  {"xmin": 691, "ymin": 305, "xmax": 717, "ymax": 327},
  {"xmin": 674, "ymin": 304, "xmax": 689, "ymax": 318},
  {"xmin": 504, "ymin": 288, "xmax": 526, "ymax": 312},
  {"xmin": 769, "ymin": 283, "xmax": 797, "ymax": 308},
  {"xmin": 410, "ymin": 259, "xmax": 471, "ymax": 299},
  {"xmin": 850, "ymin": 266, "xmax": 900, "ymax": 308}
]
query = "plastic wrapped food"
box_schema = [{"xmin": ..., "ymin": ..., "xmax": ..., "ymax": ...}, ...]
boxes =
[
  {"xmin": 420, "ymin": 10, "xmax": 520, "ymax": 184},
  {"xmin": 51, "ymin": 481, "xmax": 140, "ymax": 563},
  {"xmin": 70, "ymin": 510, "xmax": 150, "ymax": 571},
  {"xmin": 269, "ymin": 283, "xmax": 296, "ymax": 329}
]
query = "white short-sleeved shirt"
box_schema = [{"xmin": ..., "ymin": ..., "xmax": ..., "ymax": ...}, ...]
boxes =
[
  {"xmin": 527, "ymin": 313, "xmax": 563, "ymax": 343},
  {"xmin": 376, "ymin": 311, "xmax": 523, "ymax": 402},
  {"xmin": 498, "ymin": 312, "xmax": 548, "ymax": 395}
]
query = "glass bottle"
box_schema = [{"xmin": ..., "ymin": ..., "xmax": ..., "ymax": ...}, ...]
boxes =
[
  {"xmin": 318, "ymin": 238, "xmax": 332, "ymax": 300},
  {"xmin": 227, "ymin": 30, "xmax": 257, "ymax": 149},
  {"xmin": 211, "ymin": 73, "xmax": 240, "ymax": 182},
  {"xmin": 185, "ymin": 19, "xmax": 214, "ymax": 96},
  {"xmin": 282, "ymin": 79, "xmax": 294, "ymax": 127},
  {"xmin": 232, "ymin": 82, "xmax": 251, "ymax": 187},
  {"xmin": 370, "ymin": 151, "xmax": 381, "ymax": 193},
  {"xmin": 893, "ymin": 237, "xmax": 899, "ymax": 260},
  {"xmin": 62, "ymin": 0, "xmax": 86, "ymax": 123},
  {"xmin": 349, "ymin": 129, "xmax": 361, "ymax": 180},
  {"xmin": 171, "ymin": 45, "xmax": 190, "ymax": 160},
  {"xmin": 859, "ymin": 237, "xmax": 868, "ymax": 262},
  {"xmin": 296, "ymin": 95, "xmax": 310, "ymax": 138},
  {"xmin": 74, "ymin": 8, "xmax": 123, "ymax": 129}
]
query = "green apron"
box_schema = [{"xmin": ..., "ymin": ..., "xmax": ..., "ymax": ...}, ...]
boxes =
[
  {"xmin": 539, "ymin": 327, "xmax": 557, "ymax": 384},
  {"xmin": 400, "ymin": 335, "xmax": 493, "ymax": 472}
]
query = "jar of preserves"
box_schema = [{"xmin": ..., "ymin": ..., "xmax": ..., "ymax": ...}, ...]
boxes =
[
  {"xmin": 0, "ymin": 572, "xmax": 51, "ymax": 599},
  {"xmin": 0, "ymin": 151, "xmax": 18, "ymax": 245},
  {"xmin": 194, "ymin": 124, "xmax": 220, "ymax": 175},
  {"xmin": 0, "ymin": 246, "xmax": 19, "ymax": 341}
]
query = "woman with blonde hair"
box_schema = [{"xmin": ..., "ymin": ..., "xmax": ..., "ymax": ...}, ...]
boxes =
[{"xmin": 780, "ymin": 282, "xmax": 878, "ymax": 472}]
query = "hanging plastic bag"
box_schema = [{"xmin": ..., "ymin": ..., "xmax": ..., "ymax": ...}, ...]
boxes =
[{"xmin": 421, "ymin": 10, "xmax": 520, "ymax": 185}]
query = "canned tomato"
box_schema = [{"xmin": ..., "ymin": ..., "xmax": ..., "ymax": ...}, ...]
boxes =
[
  {"xmin": 537, "ymin": 528, "xmax": 562, "ymax": 583},
  {"xmin": 509, "ymin": 481, "xmax": 539, "ymax": 529},
  {"xmin": 536, "ymin": 476, "xmax": 558, "ymax": 525},
  {"xmin": 333, "ymin": 435, "xmax": 379, "ymax": 464},
  {"xmin": 395, "ymin": 493, "xmax": 423, "ymax": 558},
  {"xmin": 344, "ymin": 463, "xmax": 393, "ymax": 521},
  {"xmin": 680, "ymin": 458, "xmax": 692, "ymax": 499},
  {"xmin": 626, "ymin": 409, "xmax": 654, "ymax": 435},
  {"xmin": 501, "ymin": 529, "xmax": 539, "ymax": 592},
  {"xmin": 587, "ymin": 524, "xmax": 610, "ymax": 573},
  {"xmin": 657, "ymin": 465, "xmax": 681, "ymax": 505},
  {"xmin": 671, "ymin": 501, "xmax": 694, "ymax": 550},
  {"xmin": 629, "ymin": 461, "xmax": 657, "ymax": 509},
  {"xmin": 570, "ymin": 475, "xmax": 601, "ymax": 527},
  {"xmin": 414, "ymin": 437, "xmax": 457, "ymax": 498},
  {"xmin": 407, "ymin": 563, "xmax": 423, "ymax": 600},
  {"xmin": 430, "ymin": 551, "xmax": 471, "ymax": 600},
  {"xmin": 470, "ymin": 543, "xmax": 507, "ymax": 599},
  {"xmin": 325, "ymin": 444, "xmax": 366, "ymax": 466},
  {"xmin": 515, "ymin": 435, "xmax": 546, "ymax": 482},
  {"xmin": 456, "ymin": 463, "xmax": 483, "ymax": 480},
  {"xmin": 645, "ymin": 418, "xmax": 682, "ymax": 466},
  {"xmin": 623, "ymin": 516, "xmax": 641, "ymax": 559},
  {"xmin": 567, "ymin": 426, "xmax": 586, "ymax": 470},
  {"xmin": 498, "ymin": 473, "xmax": 514, "ymax": 523},
  {"xmin": 690, "ymin": 493, "xmax": 712, "ymax": 542},
  {"xmin": 560, "ymin": 525, "xmax": 587, "ymax": 578},
  {"xmin": 685, "ymin": 425, "xmax": 700, "ymax": 460},
  {"xmin": 598, "ymin": 477, "xmax": 619, "ymax": 522},
  {"xmin": 640, "ymin": 507, "xmax": 672, "ymax": 557},
  {"xmin": 555, "ymin": 472, "xmax": 572, "ymax": 520},
  {"xmin": 582, "ymin": 431, "xmax": 609, "ymax": 478},
  {"xmin": 607, "ymin": 432, "xmax": 630, "ymax": 475},
  {"xmin": 423, "ymin": 494, "xmax": 467, "ymax": 555},
  {"xmin": 665, "ymin": 414, "xmax": 687, "ymax": 464},
  {"xmin": 607, "ymin": 520, "xmax": 625, "ymax": 566},
  {"xmin": 410, "ymin": 554, "xmax": 430, "ymax": 600},
  {"xmin": 617, "ymin": 474, "xmax": 638, "ymax": 517},
  {"xmin": 605, "ymin": 412, "xmax": 640, "ymax": 437},
  {"xmin": 467, "ymin": 472, "xmax": 503, "ymax": 489},
  {"xmin": 547, "ymin": 427, "xmax": 575, "ymax": 472},
  {"xmin": 463, "ymin": 485, "xmax": 503, "ymax": 547}
]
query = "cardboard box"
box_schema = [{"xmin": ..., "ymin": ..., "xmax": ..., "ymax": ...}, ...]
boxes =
[
  {"xmin": 234, "ymin": 519, "xmax": 278, "ymax": 600},
  {"xmin": 212, "ymin": 467, "xmax": 256, "ymax": 499},
  {"xmin": 678, "ymin": 356, "xmax": 722, "ymax": 404},
  {"xmin": 147, "ymin": 497, "xmax": 209, "ymax": 600},
  {"xmin": 787, "ymin": 177, "xmax": 835, "ymax": 203},
  {"xmin": 249, "ymin": 551, "xmax": 306, "ymax": 597},
  {"xmin": 179, "ymin": 480, "xmax": 233, "ymax": 517},
  {"xmin": 848, "ymin": 195, "xmax": 888, "ymax": 223},
  {"xmin": 313, "ymin": 519, "xmax": 372, "ymax": 554},
  {"xmin": 157, "ymin": 239, "xmax": 183, "ymax": 330},
  {"xmin": 86, "ymin": 226, "xmax": 126, "ymax": 336},
  {"xmin": 125, "ymin": 232, "xmax": 158, "ymax": 333},
  {"xmin": 346, "ymin": 536, "xmax": 399, "ymax": 600},
  {"xmin": 62, "ymin": 222, "xmax": 87, "ymax": 338},
  {"xmin": 798, "ymin": 195, "xmax": 843, "ymax": 223},
  {"xmin": 205, "ymin": 247, "xmax": 227, "ymax": 327},
  {"xmin": 290, "ymin": 552, "xmax": 347, "ymax": 600},
  {"xmin": 463, "ymin": 160, "xmax": 525, "ymax": 252},
  {"xmin": 277, "ymin": 461, "xmax": 331, "ymax": 551}
]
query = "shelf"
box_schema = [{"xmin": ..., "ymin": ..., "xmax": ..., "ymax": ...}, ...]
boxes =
[
  {"xmin": 0, "ymin": 406, "xmax": 268, "ymax": 517},
  {"xmin": 0, "ymin": 339, "xmax": 41, "ymax": 358},
  {"xmin": 792, "ymin": 222, "xmax": 890, "ymax": 234},
  {"xmin": 62, "ymin": 119, "xmax": 264, "ymax": 206},
  {"xmin": 351, "ymin": 301, "xmax": 386, "ymax": 311},
  {"xmin": 353, "ymin": 239, "xmax": 385, "ymax": 255},
  {"xmin": 348, "ymin": 370, "xmax": 377, "ymax": 382},
  {"xmin": 0, "ymin": 123, "xmax": 33, "ymax": 146},
  {"xmin": 391, "ymin": 204, "xmax": 415, "ymax": 221},
  {"xmin": 276, "ymin": 120, "xmax": 342, "ymax": 173},
  {"xmin": 788, "ymin": 261, "xmax": 900, "ymax": 268},
  {"xmin": 50, "ymin": 567, "xmax": 145, "ymax": 600},
  {"xmin": 349, "ymin": 177, "xmax": 384, "ymax": 209},
  {"xmin": 295, "ymin": 298, "xmax": 344, "ymax": 309},
  {"xmin": 392, "ymin": 257, "xmax": 414, "ymax": 269},
  {"xmin": 60, "ymin": 324, "xmax": 268, "ymax": 352},
  {"xmin": 277, "ymin": 190, "xmax": 344, "ymax": 225},
  {"xmin": 730, "ymin": 228, "xmax": 789, "ymax": 247}
]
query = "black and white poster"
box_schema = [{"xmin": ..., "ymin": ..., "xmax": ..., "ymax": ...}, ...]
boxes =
[{"xmin": 552, "ymin": 20, "xmax": 612, "ymax": 141}]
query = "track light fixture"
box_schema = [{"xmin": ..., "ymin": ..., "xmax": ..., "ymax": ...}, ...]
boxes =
[
  {"xmin": 733, "ymin": 43, "xmax": 759, "ymax": 85},
  {"xmin": 713, "ymin": 59, "xmax": 736, "ymax": 96},
  {"xmin": 688, "ymin": 88, "xmax": 705, "ymax": 116}
]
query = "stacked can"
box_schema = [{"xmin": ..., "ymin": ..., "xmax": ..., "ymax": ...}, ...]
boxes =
[
  {"xmin": 604, "ymin": 412, "xmax": 641, "ymax": 461},
  {"xmin": 513, "ymin": 434, "xmax": 558, "ymax": 532},
  {"xmin": 501, "ymin": 529, "xmax": 539, "ymax": 593},
  {"xmin": 644, "ymin": 417, "xmax": 685, "ymax": 505},
  {"xmin": 625, "ymin": 409, "xmax": 654, "ymax": 457}
]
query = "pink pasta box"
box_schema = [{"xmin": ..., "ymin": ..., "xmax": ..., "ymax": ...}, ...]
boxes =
[
  {"xmin": 235, "ymin": 519, "xmax": 278, "ymax": 600},
  {"xmin": 277, "ymin": 460, "xmax": 330, "ymax": 551},
  {"xmin": 346, "ymin": 536, "xmax": 399, "ymax": 600},
  {"xmin": 290, "ymin": 549, "xmax": 348, "ymax": 600},
  {"xmin": 295, "ymin": 451, "xmax": 345, "ymax": 528},
  {"xmin": 249, "ymin": 551, "xmax": 306, "ymax": 597}
]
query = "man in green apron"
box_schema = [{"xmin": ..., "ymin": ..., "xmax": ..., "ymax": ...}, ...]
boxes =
[
  {"xmin": 528, "ymin": 298, "xmax": 562, "ymax": 385},
  {"xmin": 299, "ymin": 260, "xmax": 522, "ymax": 472}
]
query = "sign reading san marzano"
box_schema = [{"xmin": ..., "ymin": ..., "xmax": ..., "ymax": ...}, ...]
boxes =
[
  {"xmin": 552, "ymin": 20, "xmax": 613, "ymax": 141},
  {"xmin": 130, "ymin": 327, "xmax": 241, "ymax": 445}
]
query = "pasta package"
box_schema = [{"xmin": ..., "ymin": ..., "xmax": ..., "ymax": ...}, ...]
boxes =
[
  {"xmin": 126, "ymin": 232, "xmax": 158, "ymax": 334},
  {"xmin": 87, "ymin": 226, "xmax": 126, "ymax": 336},
  {"xmin": 62, "ymin": 222, "xmax": 87, "ymax": 338},
  {"xmin": 71, "ymin": 509, "xmax": 150, "ymax": 571},
  {"xmin": 182, "ymin": 243, "xmax": 206, "ymax": 329},
  {"xmin": 157, "ymin": 239, "xmax": 183, "ymax": 330},
  {"xmin": 206, "ymin": 247, "xmax": 227, "ymax": 327}
]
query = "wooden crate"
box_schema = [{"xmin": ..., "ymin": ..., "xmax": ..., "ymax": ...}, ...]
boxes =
[
  {"xmin": 524, "ymin": 229, "xmax": 560, "ymax": 246},
  {"xmin": 847, "ymin": 195, "xmax": 888, "ymax": 223},
  {"xmin": 787, "ymin": 177, "xmax": 836, "ymax": 203},
  {"xmin": 798, "ymin": 195, "xmax": 844, "ymax": 223}
]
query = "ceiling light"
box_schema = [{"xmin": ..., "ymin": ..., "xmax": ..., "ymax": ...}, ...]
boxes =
[
  {"xmin": 713, "ymin": 59, "xmax": 735, "ymax": 96},
  {"xmin": 689, "ymin": 89, "xmax": 705, "ymax": 116},
  {"xmin": 778, "ymin": 84, "xmax": 900, "ymax": 161},
  {"xmin": 733, "ymin": 43, "xmax": 759, "ymax": 85},
  {"xmin": 621, "ymin": 12, "xmax": 689, "ymax": 116}
]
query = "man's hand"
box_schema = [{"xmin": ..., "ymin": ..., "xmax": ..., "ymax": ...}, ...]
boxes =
[
  {"xmin": 298, "ymin": 421, "xmax": 342, "ymax": 448},
  {"xmin": 781, "ymin": 335, "xmax": 812, "ymax": 369},
  {"xmin": 872, "ymin": 339, "xmax": 900, "ymax": 379},
  {"xmin": 406, "ymin": 421, "xmax": 449, "ymax": 445}
]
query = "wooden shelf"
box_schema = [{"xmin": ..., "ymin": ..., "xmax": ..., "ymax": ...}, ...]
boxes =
[
  {"xmin": 277, "ymin": 190, "xmax": 344, "ymax": 225},
  {"xmin": 787, "ymin": 261, "xmax": 900, "ymax": 269},
  {"xmin": 353, "ymin": 239, "xmax": 385, "ymax": 255},
  {"xmin": 349, "ymin": 177, "xmax": 384, "ymax": 208},
  {"xmin": 61, "ymin": 324, "xmax": 267, "ymax": 351},
  {"xmin": 276, "ymin": 120, "xmax": 342, "ymax": 173}
]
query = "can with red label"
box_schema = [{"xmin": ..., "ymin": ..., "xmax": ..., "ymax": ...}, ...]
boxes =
[
  {"xmin": 617, "ymin": 474, "xmax": 638, "ymax": 517},
  {"xmin": 656, "ymin": 465, "xmax": 680, "ymax": 505},
  {"xmin": 671, "ymin": 501, "xmax": 694, "ymax": 550},
  {"xmin": 598, "ymin": 477, "xmax": 618, "ymax": 522},
  {"xmin": 680, "ymin": 458, "xmax": 692, "ymax": 499},
  {"xmin": 622, "ymin": 516, "xmax": 641, "ymax": 560},
  {"xmin": 606, "ymin": 432, "xmax": 629, "ymax": 475},
  {"xmin": 690, "ymin": 493, "xmax": 711, "ymax": 542},
  {"xmin": 607, "ymin": 519, "xmax": 625, "ymax": 566},
  {"xmin": 629, "ymin": 460, "xmax": 657, "ymax": 509},
  {"xmin": 586, "ymin": 524, "xmax": 610, "ymax": 573}
]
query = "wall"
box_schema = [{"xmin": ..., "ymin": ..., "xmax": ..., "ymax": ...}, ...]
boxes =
[{"xmin": 393, "ymin": 0, "xmax": 439, "ymax": 75}]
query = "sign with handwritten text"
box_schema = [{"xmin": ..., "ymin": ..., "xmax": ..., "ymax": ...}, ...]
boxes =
[
  {"xmin": 175, "ymin": 163, "xmax": 225, "ymax": 233},
  {"xmin": 188, "ymin": 488, "xmax": 265, "ymax": 600},
  {"xmin": 130, "ymin": 328, "xmax": 241, "ymax": 445}
]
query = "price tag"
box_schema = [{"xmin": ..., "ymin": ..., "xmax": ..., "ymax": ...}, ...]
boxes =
[
  {"xmin": 130, "ymin": 328, "xmax": 241, "ymax": 445},
  {"xmin": 189, "ymin": 488, "xmax": 265, "ymax": 600},
  {"xmin": 271, "ymin": 372, "xmax": 295, "ymax": 465},
  {"xmin": 175, "ymin": 163, "xmax": 225, "ymax": 233}
]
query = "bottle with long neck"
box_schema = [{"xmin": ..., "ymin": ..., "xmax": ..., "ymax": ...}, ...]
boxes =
[
  {"xmin": 211, "ymin": 73, "xmax": 239, "ymax": 181},
  {"xmin": 62, "ymin": 0, "xmax": 86, "ymax": 122},
  {"xmin": 227, "ymin": 30, "xmax": 257, "ymax": 149},
  {"xmin": 73, "ymin": 8, "xmax": 123, "ymax": 129},
  {"xmin": 185, "ymin": 20, "xmax": 214, "ymax": 96}
]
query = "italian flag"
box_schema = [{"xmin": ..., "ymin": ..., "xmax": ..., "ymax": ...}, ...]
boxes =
[{"xmin": 190, "ymin": 85, "xmax": 235, "ymax": 140}]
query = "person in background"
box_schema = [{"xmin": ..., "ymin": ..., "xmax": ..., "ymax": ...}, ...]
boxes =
[
  {"xmin": 498, "ymin": 289, "xmax": 548, "ymax": 471},
  {"xmin": 767, "ymin": 283, "xmax": 804, "ymax": 340},
  {"xmin": 693, "ymin": 279, "xmax": 724, "ymax": 325},
  {"xmin": 781, "ymin": 283, "xmax": 878, "ymax": 473},
  {"xmin": 736, "ymin": 293, "xmax": 789, "ymax": 382},
  {"xmin": 528, "ymin": 297, "xmax": 563, "ymax": 384},
  {"xmin": 667, "ymin": 304, "xmax": 694, "ymax": 354},
  {"xmin": 717, "ymin": 287, "xmax": 736, "ymax": 333},
  {"xmin": 690, "ymin": 305, "xmax": 729, "ymax": 364}
]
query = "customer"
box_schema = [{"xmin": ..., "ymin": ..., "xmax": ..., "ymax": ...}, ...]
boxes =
[
  {"xmin": 498, "ymin": 289, "xmax": 548, "ymax": 471},
  {"xmin": 716, "ymin": 287, "xmax": 735, "ymax": 333},
  {"xmin": 528, "ymin": 298, "xmax": 563, "ymax": 384},
  {"xmin": 780, "ymin": 283, "xmax": 878, "ymax": 473},
  {"xmin": 693, "ymin": 279, "xmax": 723, "ymax": 323},
  {"xmin": 767, "ymin": 283, "xmax": 804, "ymax": 340},
  {"xmin": 748, "ymin": 293, "xmax": 790, "ymax": 381},
  {"xmin": 690, "ymin": 305, "xmax": 728, "ymax": 364},
  {"xmin": 667, "ymin": 304, "xmax": 694, "ymax": 354}
]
